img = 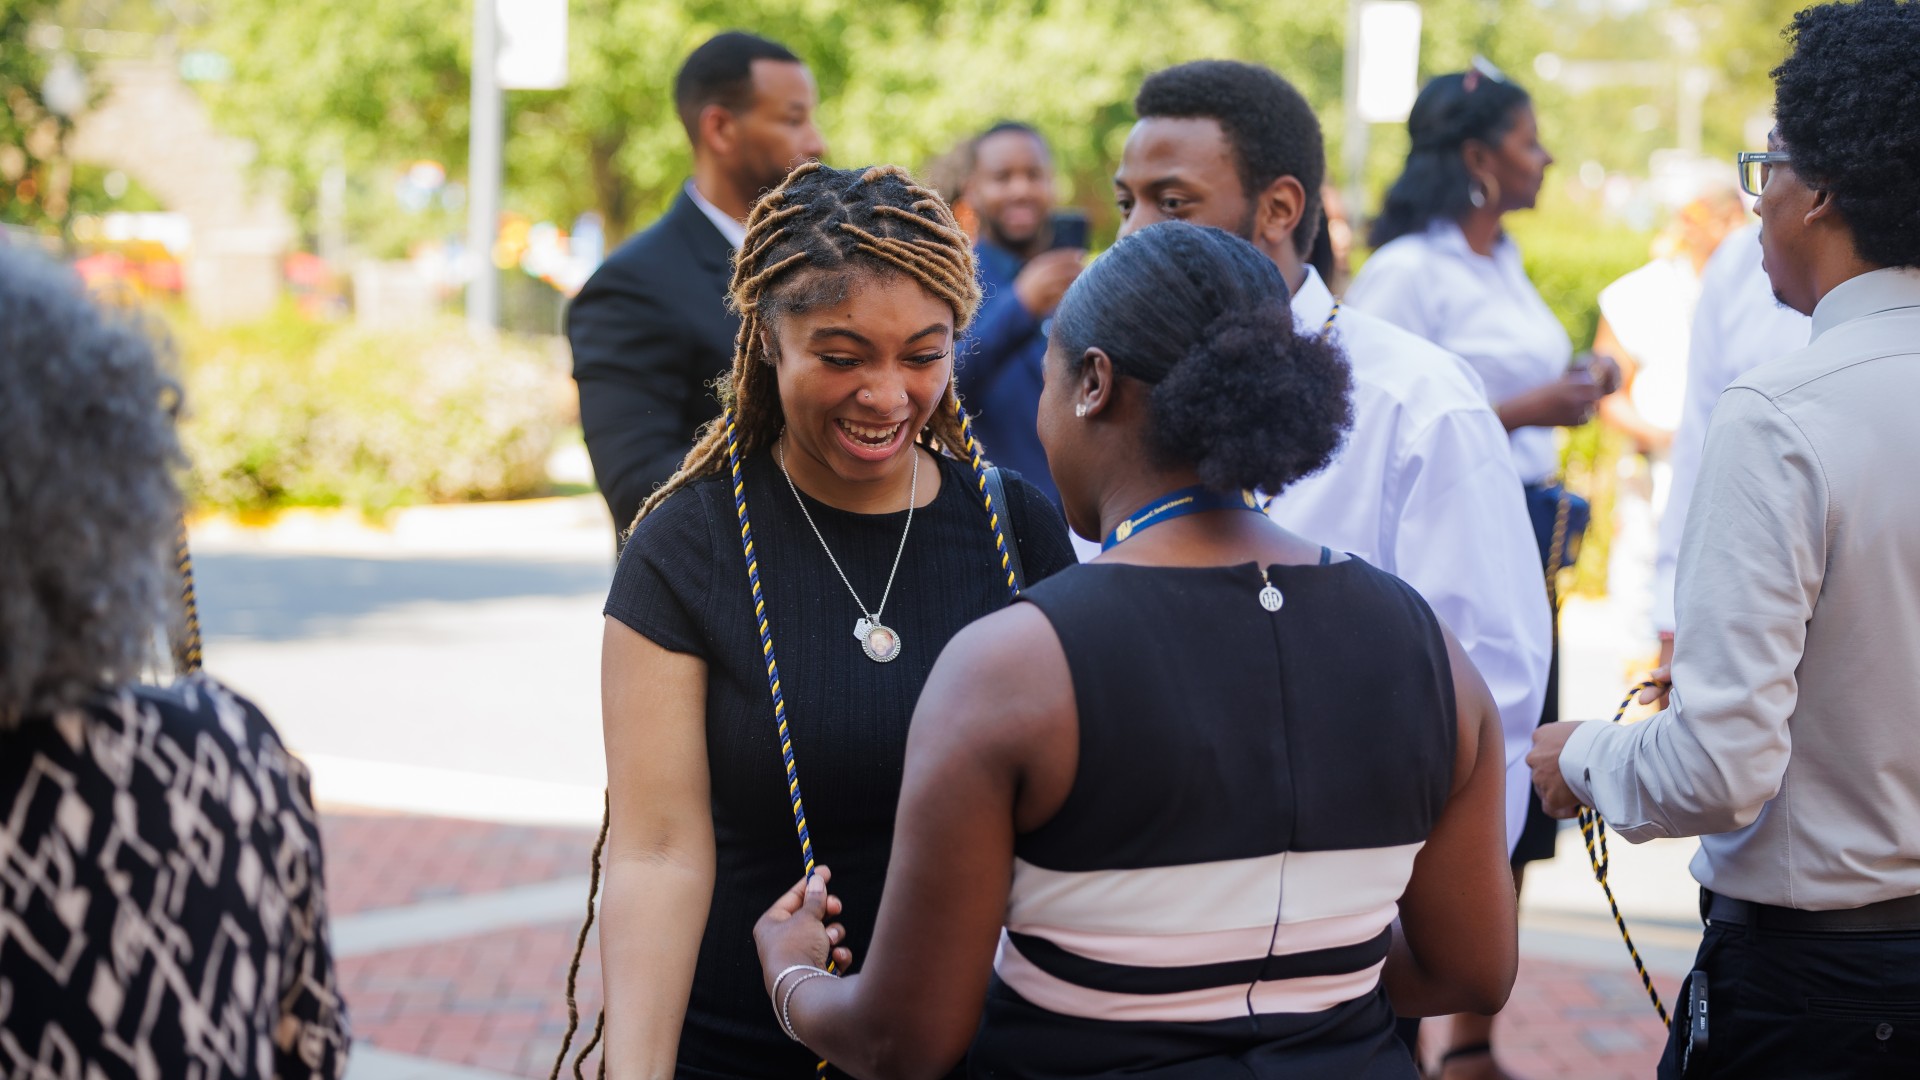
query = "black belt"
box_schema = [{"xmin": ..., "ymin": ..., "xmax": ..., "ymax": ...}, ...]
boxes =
[{"xmin": 1704, "ymin": 888, "xmax": 1920, "ymax": 933}]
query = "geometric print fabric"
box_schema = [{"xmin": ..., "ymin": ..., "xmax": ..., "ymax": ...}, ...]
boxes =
[{"xmin": 0, "ymin": 676, "xmax": 348, "ymax": 1079}]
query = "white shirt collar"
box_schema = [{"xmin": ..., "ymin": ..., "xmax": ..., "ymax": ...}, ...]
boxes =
[
  {"xmin": 685, "ymin": 180, "xmax": 747, "ymax": 249},
  {"xmin": 1289, "ymin": 265, "xmax": 1336, "ymax": 333},
  {"xmin": 1428, "ymin": 217, "xmax": 1517, "ymax": 266},
  {"xmin": 1809, "ymin": 266, "xmax": 1920, "ymax": 341}
]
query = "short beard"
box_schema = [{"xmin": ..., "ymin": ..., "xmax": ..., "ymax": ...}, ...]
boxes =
[
  {"xmin": 984, "ymin": 216, "xmax": 1044, "ymax": 256},
  {"xmin": 741, "ymin": 155, "xmax": 802, "ymax": 209},
  {"xmin": 1230, "ymin": 201, "xmax": 1259, "ymax": 243}
]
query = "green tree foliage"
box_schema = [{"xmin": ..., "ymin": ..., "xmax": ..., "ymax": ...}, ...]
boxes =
[
  {"xmin": 0, "ymin": 0, "xmax": 75, "ymax": 228},
  {"xmin": 192, "ymin": 0, "xmax": 1565, "ymax": 246},
  {"xmin": 1682, "ymin": 0, "xmax": 1799, "ymax": 151}
]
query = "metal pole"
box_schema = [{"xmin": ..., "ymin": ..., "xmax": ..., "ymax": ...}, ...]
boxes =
[
  {"xmin": 466, "ymin": 0, "xmax": 502, "ymax": 333},
  {"xmin": 1342, "ymin": 0, "xmax": 1369, "ymax": 237}
]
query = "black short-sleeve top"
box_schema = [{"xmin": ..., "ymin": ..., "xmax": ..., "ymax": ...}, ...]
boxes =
[{"xmin": 605, "ymin": 450, "xmax": 1076, "ymax": 1078}]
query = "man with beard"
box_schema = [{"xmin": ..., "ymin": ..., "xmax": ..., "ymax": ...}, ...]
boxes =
[
  {"xmin": 1114, "ymin": 63, "xmax": 1551, "ymax": 1072},
  {"xmin": 568, "ymin": 31, "xmax": 826, "ymax": 538},
  {"xmin": 955, "ymin": 122, "xmax": 1086, "ymax": 503}
]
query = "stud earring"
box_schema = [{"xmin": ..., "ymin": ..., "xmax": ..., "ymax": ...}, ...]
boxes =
[{"xmin": 1074, "ymin": 403, "xmax": 1089, "ymax": 418}]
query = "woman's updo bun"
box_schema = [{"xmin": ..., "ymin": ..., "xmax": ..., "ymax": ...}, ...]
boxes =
[{"xmin": 1050, "ymin": 222, "xmax": 1352, "ymax": 495}]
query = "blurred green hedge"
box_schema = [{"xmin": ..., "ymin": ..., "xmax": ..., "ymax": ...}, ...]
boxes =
[
  {"xmin": 173, "ymin": 309, "xmax": 575, "ymax": 515},
  {"xmin": 1509, "ymin": 205, "xmax": 1654, "ymax": 598}
]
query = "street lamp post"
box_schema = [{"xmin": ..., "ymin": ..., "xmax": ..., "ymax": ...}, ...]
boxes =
[
  {"xmin": 466, "ymin": 0, "xmax": 503, "ymax": 334},
  {"xmin": 1343, "ymin": 0, "xmax": 1367, "ymax": 238}
]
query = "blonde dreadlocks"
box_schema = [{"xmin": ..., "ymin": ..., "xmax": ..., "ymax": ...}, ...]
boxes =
[
  {"xmin": 554, "ymin": 163, "xmax": 997, "ymax": 1080},
  {"xmin": 627, "ymin": 161, "xmax": 985, "ymax": 538}
]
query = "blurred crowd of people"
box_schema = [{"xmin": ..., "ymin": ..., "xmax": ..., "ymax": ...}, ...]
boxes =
[{"xmin": 4, "ymin": 2, "xmax": 1920, "ymax": 1079}]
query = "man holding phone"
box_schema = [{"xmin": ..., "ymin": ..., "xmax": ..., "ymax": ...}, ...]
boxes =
[{"xmin": 955, "ymin": 121, "xmax": 1085, "ymax": 503}]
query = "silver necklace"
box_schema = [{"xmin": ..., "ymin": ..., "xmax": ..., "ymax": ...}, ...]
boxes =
[{"xmin": 778, "ymin": 439, "xmax": 918, "ymax": 663}]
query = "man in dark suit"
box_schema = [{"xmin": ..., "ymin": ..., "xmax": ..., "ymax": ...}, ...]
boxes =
[{"xmin": 567, "ymin": 31, "xmax": 826, "ymax": 536}]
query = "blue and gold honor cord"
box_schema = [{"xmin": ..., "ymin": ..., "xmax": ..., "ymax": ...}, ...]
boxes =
[
  {"xmin": 722, "ymin": 398, "xmax": 1020, "ymax": 1074},
  {"xmin": 1581, "ymin": 681, "xmax": 1670, "ymax": 1025},
  {"xmin": 1101, "ymin": 486, "xmax": 1265, "ymax": 551}
]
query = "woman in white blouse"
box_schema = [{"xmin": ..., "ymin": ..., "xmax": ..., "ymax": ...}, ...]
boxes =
[
  {"xmin": 1350, "ymin": 62, "xmax": 1618, "ymax": 483},
  {"xmin": 1346, "ymin": 62, "xmax": 1617, "ymax": 1080}
]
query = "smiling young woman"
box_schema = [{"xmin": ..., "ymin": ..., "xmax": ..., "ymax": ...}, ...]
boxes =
[{"xmin": 562, "ymin": 162, "xmax": 1076, "ymax": 1079}]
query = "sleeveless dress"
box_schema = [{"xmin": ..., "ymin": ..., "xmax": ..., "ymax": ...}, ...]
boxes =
[{"xmin": 970, "ymin": 556, "xmax": 1456, "ymax": 1079}]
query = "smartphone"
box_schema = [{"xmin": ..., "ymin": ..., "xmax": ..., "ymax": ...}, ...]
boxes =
[
  {"xmin": 1049, "ymin": 212, "xmax": 1090, "ymax": 251},
  {"xmin": 1681, "ymin": 970, "xmax": 1709, "ymax": 1075}
]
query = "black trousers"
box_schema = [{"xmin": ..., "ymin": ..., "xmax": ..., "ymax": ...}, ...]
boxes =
[{"xmin": 1657, "ymin": 917, "xmax": 1920, "ymax": 1078}]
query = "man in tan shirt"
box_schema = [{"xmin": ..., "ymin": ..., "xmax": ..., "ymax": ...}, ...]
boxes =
[{"xmin": 1529, "ymin": 2, "xmax": 1920, "ymax": 1076}]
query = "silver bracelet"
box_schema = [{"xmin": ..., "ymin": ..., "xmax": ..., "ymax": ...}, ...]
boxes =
[
  {"xmin": 770, "ymin": 963, "xmax": 820, "ymax": 1002},
  {"xmin": 778, "ymin": 967, "xmax": 837, "ymax": 1042}
]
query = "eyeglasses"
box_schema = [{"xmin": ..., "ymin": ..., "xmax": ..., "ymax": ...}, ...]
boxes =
[{"xmin": 1737, "ymin": 151, "xmax": 1791, "ymax": 198}]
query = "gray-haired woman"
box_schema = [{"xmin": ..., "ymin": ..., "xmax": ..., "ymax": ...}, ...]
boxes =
[{"xmin": 0, "ymin": 248, "xmax": 349, "ymax": 1078}]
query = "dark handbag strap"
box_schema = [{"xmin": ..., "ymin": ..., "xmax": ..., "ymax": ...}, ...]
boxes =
[{"xmin": 983, "ymin": 466, "xmax": 1026, "ymax": 591}]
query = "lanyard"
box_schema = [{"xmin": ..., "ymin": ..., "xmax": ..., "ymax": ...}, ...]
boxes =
[{"xmin": 1101, "ymin": 485, "xmax": 1265, "ymax": 550}]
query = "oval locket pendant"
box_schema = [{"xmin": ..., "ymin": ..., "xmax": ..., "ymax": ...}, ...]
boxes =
[{"xmin": 854, "ymin": 617, "xmax": 902, "ymax": 663}]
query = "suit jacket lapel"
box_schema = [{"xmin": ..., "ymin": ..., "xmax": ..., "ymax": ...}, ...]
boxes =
[{"xmin": 667, "ymin": 190, "xmax": 736, "ymax": 290}]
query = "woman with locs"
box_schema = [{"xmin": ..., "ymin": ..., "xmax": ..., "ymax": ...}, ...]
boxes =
[
  {"xmin": 560, "ymin": 162, "xmax": 1075, "ymax": 1078},
  {"xmin": 752, "ymin": 222, "xmax": 1519, "ymax": 1079}
]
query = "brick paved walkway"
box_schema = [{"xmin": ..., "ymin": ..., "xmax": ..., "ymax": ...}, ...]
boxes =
[
  {"xmin": 325, "ymin": 807, "xmax": 1676, "ymax": 1080},
  {"xmin": 1448, "ymin": 962, "xmax": 1671, "ymax": 1079}
]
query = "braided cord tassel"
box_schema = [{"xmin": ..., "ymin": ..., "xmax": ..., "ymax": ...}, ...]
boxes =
[
  {"xmin": 726, "ymin": 413, "xmax": 821, "ymax": 878},
  {"xmin": 948, "ymin": 397, "xmax": 1021, "ymax": 601},
  {"xmin": 721, "ymin": 413, "xmax": 833, "ymax": 1076},
  {"xmin": 1545, "ymin": 486, "xmax": 1574, "ymax": 613},
  {"xmin": 1577, "ymin": 680, "xmax": 1670, "ymax": 1026},
  {"xmin": 174, "ymin": 518, "xmax": 204, "ymax": 675}
]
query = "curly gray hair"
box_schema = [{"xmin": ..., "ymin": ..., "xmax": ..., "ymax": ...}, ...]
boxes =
[{"xmin": 0, "ymin": 246, "xmax": 183, "ymax": 727}]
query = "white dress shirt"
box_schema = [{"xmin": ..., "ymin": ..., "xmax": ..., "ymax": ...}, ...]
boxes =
[
  {"xmin": 1650, "ymin": 225, "xmax": 1811, "ymax": 632},
  {"xmin": 1346, "ymin": 221, "xmax": 1574, "ymax": 484},
  {"xmin": 1272, "ymin": 268, "xmax": 1553, "ymax": 852},
  {"xmin": 1562, "ymin": 267, "xmax": 1920, "ymax": 910},
  {"xmin": 1597, "ymin": 256, "xmax": 1699, "ymax": 434},
  {"xmin": 686, "ymin": 180, "xmax": 747, "ymax": 249}
]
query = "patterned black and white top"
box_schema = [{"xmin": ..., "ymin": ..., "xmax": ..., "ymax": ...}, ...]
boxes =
[
  {"xmin": 0, "ymin": 675, "xmax": 349, "ymax": 1079},
  {"xmin": 970, "ymin": 558, "xmax": 1456, "ymax": 1079}
]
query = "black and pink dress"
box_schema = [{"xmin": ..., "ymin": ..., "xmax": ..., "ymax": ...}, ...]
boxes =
[{"xmin": 971, "ymin": 557, "xmax": 1456, "ymax": 1079}]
